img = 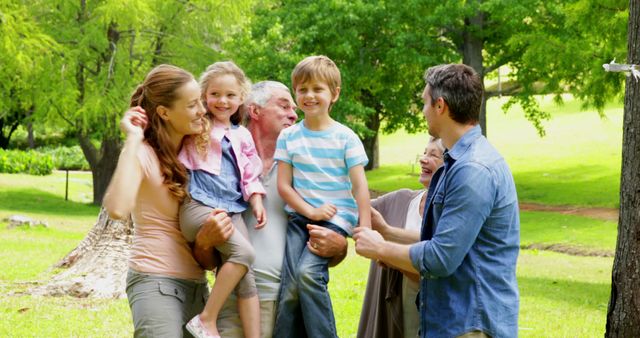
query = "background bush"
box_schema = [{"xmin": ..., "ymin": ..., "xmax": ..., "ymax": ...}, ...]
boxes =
[
  {"xmin": 0, "ymin": 149, "xmax": 54, "ymax": 175},
  {"xmin": 38, "ymin": 146, "xmax": 90, "ymax": 171}
]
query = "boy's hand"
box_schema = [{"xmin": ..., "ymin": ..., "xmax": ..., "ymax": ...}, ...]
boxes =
[
  {"xmin": 250, "ymin": 194, "xmax": 267, "ymax": 229},
  {"xmin": 309, "ymin": 203, "xmax": 337, "ymax": 221}
]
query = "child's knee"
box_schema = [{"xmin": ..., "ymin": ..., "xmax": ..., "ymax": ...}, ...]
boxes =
[{"xmin": 232, "ymin": 244, "xmax": 255, "ymax": 268}]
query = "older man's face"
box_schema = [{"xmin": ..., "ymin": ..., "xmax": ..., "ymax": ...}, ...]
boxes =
[{"xmin": 258, "ymin": 88, "xmax": 298, "ymax": 134}]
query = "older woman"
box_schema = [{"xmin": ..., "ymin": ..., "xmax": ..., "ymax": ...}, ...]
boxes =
[{"xmin": 357, "ymin": 136, "xmax": 445, "ymax": 338}]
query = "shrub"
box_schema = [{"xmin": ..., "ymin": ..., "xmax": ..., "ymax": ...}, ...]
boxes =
[
  {"xmin": 0, "ymin": 149, "xmax": 54, "ymax": 175},
  {"xmin": 38, "ymin": 146, "xmax": 90, "ymax": 171}
]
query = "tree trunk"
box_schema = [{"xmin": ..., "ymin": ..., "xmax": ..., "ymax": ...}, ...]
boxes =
[
  {"xmin": 363, "ymin": 112, "xmax": 380, "ymax": 171},
  {"xmin": 30, "ymin": 208, "xmax": 133, "ymax": 299},
  {"xmin": 605, "ymin": 0, "xmax": 640, "ymax": 335},
  {"xmin": 78, "ymin": 132, "xmax": 121, "ymax": 205},
  {"xmin": 462, "ymin": 4, "xmax": 486, "ymax": 136}
]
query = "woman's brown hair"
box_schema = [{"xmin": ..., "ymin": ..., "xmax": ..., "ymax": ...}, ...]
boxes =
[{"xmin": 130, "ymin": 64, "xmax": 194, "ymax": 202}]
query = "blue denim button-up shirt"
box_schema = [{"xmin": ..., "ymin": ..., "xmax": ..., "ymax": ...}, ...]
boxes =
[{"xmin": 409, "ymin": 125, "xmax": 520, "ymax": 338}]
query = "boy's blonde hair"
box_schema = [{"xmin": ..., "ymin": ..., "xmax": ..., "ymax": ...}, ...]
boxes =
[
  {"xmin": 196, "ymin": 61, "xmax": 251, "ymax": 157},
  {"xmin": 291, "ymin": 55, "xmax": 341, "ymax": 98}
]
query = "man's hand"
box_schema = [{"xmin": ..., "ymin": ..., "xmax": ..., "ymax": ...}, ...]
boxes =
[
  {"xmin": 196, "ymin": 209, "xmax": 234, "ymax": 250},
  {"xmin": 307, "ymin": 224, "xmax": 347, "ymax": 257},
  {"xmin": 353, "ymin": 227, "xmax": 385, "ymax": 260}
]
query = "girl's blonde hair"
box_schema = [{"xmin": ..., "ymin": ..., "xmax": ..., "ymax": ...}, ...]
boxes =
[{"xmin": 195, "ymin": 61, "xmax": 251, "ymax": 157}]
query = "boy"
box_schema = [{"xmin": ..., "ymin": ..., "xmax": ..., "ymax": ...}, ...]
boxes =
[{"xmin": 272, "ymin": 55, "xmax": 371, "ymax": 338}]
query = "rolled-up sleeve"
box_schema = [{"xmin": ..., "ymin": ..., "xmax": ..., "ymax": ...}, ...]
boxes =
[{"xmin": 410, "ymin": 162, "xmax": 496, "ymax": 278}]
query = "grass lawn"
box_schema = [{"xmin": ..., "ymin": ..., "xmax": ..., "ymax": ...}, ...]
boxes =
[
  {"xmin": 374, "ymin": 95, "xmax": 623, "ymax": 208},
  {"xmin": 0, "ymin": 95, "xmax": 622, "ymax": 337}
]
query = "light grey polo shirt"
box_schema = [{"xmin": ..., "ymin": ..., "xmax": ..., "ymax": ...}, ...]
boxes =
[{"xmin": 242, "ymin": 162, "xmax": 287, "ymax": 301}]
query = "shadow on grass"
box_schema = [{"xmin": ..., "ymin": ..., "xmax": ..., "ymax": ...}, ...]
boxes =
[
  {"xmin": 518, "ymin": 276, "xmax": 609, "ymax": 311},
  {"xmin": 514, "ymin": 164, "xmax": 619, "ymax": 208},
  {"xmin": 0, "ymin": 188, "xmax": 99, "ymax": 217}
]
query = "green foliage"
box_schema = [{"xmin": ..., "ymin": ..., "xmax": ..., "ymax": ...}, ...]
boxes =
[
  {"xmin": 229, "ymin": 1, "xmax": 446, "ymax": 145},
  {"xmin": 0, "ymin": 149, "xmax": 53, "ymax": 175},
  {"xmin": 38, "ymin": 146, "xmax": 90, "ymax": 171}
]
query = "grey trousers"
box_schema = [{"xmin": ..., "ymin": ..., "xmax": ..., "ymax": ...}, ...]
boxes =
[
  {"xmin": 126, "ymin": 269, "xmax": 209, "ymax": 338},
  {"xmin": 179, "ymin": 199, "xmax": 257, "ymax": 298}
]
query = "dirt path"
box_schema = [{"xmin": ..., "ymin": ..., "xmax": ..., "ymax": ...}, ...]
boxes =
[{"xmin": 519, "ymin": 202, "xmax": 619, "ymax": 222}]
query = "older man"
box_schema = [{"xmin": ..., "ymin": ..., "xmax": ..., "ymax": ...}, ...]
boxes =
[
  {"xmin": 195, "ymin": 81, "xmax": 348, "ymax": 338},
  {"xmin": 354, "ymin": 64, "xmax": 519, "ymax": 338}
]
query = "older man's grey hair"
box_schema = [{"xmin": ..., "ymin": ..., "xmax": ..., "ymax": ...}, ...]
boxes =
[
  {"xmin": 246, "ymin": 81, "xmax": 290, "ymax": 107},
  {"xmin": 243, "ymin": 81, "xmax": 290, "ymax": 123}
]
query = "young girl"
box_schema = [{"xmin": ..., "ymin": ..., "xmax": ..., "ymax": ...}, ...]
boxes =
[{"xmin": 179, "ymin": 61, "xmax": 265, "ymax": 338}]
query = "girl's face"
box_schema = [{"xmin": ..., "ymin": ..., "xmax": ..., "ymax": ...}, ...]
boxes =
[
  {"xmin": 204, "ymin": 74, "xmax": 243, "ymax": 126},
  {"xmin": 163, "ymin": 79, "xmax": 206, "ymax": 137},
  {"xmin": 418, "ymin": 141, "xmax": 444, "ymax": 188}
]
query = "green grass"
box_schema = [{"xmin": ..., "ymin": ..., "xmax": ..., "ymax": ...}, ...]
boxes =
[
  {"xmin": 517, "ymin": 250, "xmax": 611, "ymax": 337},
  {"xmin": 520, "ymin": 211, "xmax": 617, "ymax": 253},
  {"xmin": 375, "ymin": 95, "xmax": 623, "ymax": 208}
]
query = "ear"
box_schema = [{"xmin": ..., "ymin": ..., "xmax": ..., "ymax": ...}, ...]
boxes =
[
  {"xmin": 435, "ymin": 97, "xmax": 447, "ymax": 115},
  {"xmin": 157, "ymin": 105, "xmax": 170, "ymax": 121},
  {"xmin": 247, "ymin": 104, "xmax": 260, "ymax": 121},
  {"xmin": 331, "ymin": 86, "xmax": 341, "ymax": 103}
]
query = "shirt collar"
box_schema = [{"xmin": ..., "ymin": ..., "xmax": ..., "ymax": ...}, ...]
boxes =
[{"xmin": 444, "ymin": 124, "xmax": 482, "ymax": 162}]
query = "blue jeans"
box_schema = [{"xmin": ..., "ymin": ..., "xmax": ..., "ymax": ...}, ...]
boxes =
[{"xmin": 273, "ymin": 213, "xmax": 348, "ymax": 338}]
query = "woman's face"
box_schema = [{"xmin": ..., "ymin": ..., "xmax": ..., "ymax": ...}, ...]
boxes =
[
  {"xmin": 164, "ymin": 79, "xmax": 206, "ymax": 137},
  {"xmin": 418, "ymin": 141, "xmax": 444, "ymax": 188}
]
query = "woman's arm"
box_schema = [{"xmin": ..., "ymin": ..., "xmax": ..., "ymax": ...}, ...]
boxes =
[
  {"xmin": 371, "ymin": 207, "xmax": 420, "ymax": 244},
  {"xmin": 103, "ymin": 107, "xmax": 147, "ymax": 219},
  {"xmin": 192, "ymin": 209, "xmax": 234, "ymax": 270}
]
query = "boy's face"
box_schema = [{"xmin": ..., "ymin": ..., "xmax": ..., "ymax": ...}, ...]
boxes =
[{"xmin": 294, "ymin": 79, "xmax": 340, "ymax": 117}]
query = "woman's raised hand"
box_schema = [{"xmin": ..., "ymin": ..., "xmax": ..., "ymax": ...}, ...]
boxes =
[{"xmin": 120, "ymin": 106, "xmax": 148, "ymax": 140}]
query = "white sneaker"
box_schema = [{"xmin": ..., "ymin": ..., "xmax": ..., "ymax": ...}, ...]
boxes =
[{"xmin": 185, "ymin": 315, "xmax": 220, "ymax": 338}]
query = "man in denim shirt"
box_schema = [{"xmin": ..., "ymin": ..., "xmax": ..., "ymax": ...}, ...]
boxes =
[{"xmin": 354, "ymin": 64, "xmax": 519, "ymax": 338}]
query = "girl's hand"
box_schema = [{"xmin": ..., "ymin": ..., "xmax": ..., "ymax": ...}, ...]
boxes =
[
  {"xmin": 249, "ymin": 194, "xmax": 267, "ymax": 229},
  {"xmin": 310, "ymin": 203, "xmax": 337, "ymax": 221},
  {"xmin": 120, "ymin": 106, "xmax": 148, "ymax": 140},
  {"xmin": 253, "ymin": 205, "xmax": 267, "ymax": 229}
]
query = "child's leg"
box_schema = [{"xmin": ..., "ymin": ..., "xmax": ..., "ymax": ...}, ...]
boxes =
[
  {"xmin": 296, "ymin": 223, "xmax": 346, "ymax": 338},
  {"xmin": 296, "ymin": 246, "xmax": 337, "ymax": 338},
  {"xmin": 272, "ymin": 213, "xmax": 311, "ymax": 338},
  {"xmin": 179, "ymin": 198, "xmax": 212, "ymax": 242},
  {"xmin": 200, "ymin": 214, "xmax": 257, "ymax": 337}
]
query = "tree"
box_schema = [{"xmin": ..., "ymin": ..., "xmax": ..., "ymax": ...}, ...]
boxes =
[
  {"xmin": 419, "ymin": 0, "xmax": 628, "ymax": 136},
  {"xmin": 29, "ymin": 0, "xmax": 250, "ymax": 205},
  {"xmin": 230, "ymin": 0, "xmax": 452, "ymax": 169},
  {"xmin": 0, "ymin": 2, "xmax": 59, "ymax": 149},
  {"xmin": 606, "ymin": 0, "xmax": 640, "ymax": 335},
  {"xmin": 26, "ymin": 0, "xmax": 251, "ymax": 298}
]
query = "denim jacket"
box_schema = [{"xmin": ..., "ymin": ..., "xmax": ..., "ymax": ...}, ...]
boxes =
[{"xmin": 409, "ymin": 125, "xmax": 520, "ymax": 338}]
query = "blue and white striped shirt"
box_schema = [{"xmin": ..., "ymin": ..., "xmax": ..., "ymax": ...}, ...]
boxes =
[{"xmin": 274, "ymin": 120, "xmax": 368, "ymax": 235}]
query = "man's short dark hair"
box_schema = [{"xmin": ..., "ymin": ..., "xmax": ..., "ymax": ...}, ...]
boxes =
[{"xmin": 424, "ymin": 64, "xmax": 483, "ymax": 124}]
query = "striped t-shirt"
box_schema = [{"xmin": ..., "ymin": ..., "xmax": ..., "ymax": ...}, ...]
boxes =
[{"xmin": 274, "ymin": 120, "xmax": 368, "ymax": 235}]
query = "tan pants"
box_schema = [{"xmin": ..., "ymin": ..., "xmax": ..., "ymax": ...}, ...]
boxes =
[{"xmin": 179, "ymin": 199, "xmax": 257, "ymax": 298}]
